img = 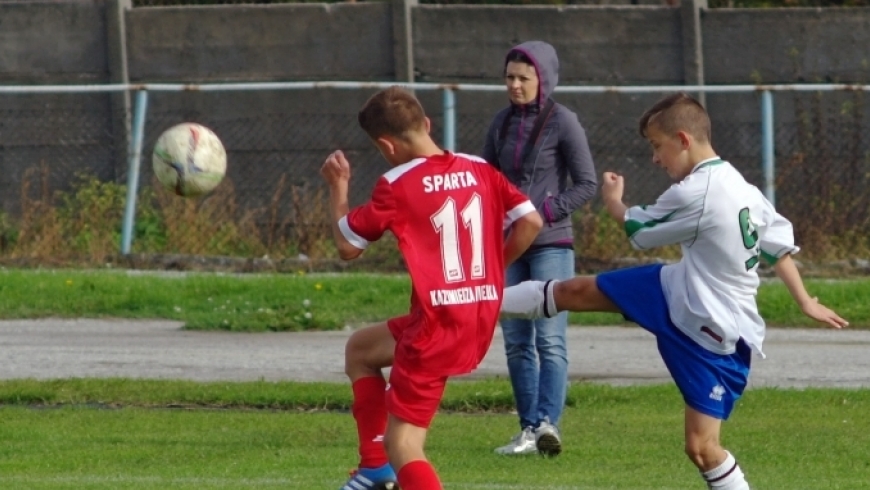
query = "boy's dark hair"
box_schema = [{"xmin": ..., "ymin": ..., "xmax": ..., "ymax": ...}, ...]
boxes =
[
  {"xmin": 358, "ymin": 86, "xmax": 427, "ymax": 141},
  {"xmin": 639, "ymin": 92, "xmax": 711, "ymax": 144}
]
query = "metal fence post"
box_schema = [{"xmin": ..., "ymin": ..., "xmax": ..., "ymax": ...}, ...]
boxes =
[
  {"xmin": 120, "ymin": 89, "xmax": 149, "ymax": 255},
  {"xmin": 760, "ymin": 89, "xmax": 775, "ymax": 206},
  {"xmin": 443, "ymin": 88, "xmax": 456, "ymax": 152}
]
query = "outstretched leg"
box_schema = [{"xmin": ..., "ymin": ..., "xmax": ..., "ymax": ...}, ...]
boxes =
[
  {"xmin": 685, "ymin": 407, "xmax": 750, "ymax": 489},
  {"xmin": 501, "ymin": 275, "xmax": 621, "ymax": 318},
  {"xmin": 552, "ymin": 276, "xmax": 621, "ymax": 313}
]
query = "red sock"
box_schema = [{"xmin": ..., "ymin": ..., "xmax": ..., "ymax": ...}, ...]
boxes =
[
  {"xmin": 397, "ymin": 460, "xmax": 442, "ymax": 490},
  {"xmin": 351, "ymin": 376, "xmax": 388, "ymax": 468}
]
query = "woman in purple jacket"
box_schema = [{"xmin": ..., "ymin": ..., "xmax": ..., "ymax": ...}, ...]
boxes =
[{"xmin": 482, "ymin": 40, "xmax": 598, "ymax": 457}]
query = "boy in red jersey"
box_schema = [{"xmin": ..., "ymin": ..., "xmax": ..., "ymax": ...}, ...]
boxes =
[{"xmin": 322, "ymin": 86, "xmax": 542, "ymax": 490}]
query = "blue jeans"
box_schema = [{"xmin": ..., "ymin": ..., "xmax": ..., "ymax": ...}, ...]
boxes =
[{"xmin": 501, "ymin": 247, "xmax": 573, "ymax": 430}]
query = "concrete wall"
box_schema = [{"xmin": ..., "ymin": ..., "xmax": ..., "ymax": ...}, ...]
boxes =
[
  {"xmin": 704, "ymin": 8, "xmax": 870, "ymax": 84},
  {"xmin": 413, "ymin": 5, "xmax": 684, "ymax": 84},
  {"xmin": 0, "ymin": 1, "xmax": 108, "ymax": 83},
  {"xmin": 127, "ymin": 4, "xmax": 395, "ymax": 82},
  {"xmin": 5, "ymin": 3, "xmax": 866, "ymax": 86}
]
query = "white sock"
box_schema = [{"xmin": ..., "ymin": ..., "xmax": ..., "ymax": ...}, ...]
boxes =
[
  {"xmin": 702, "ymin": 451, "xmax": 750, "ymax": 490},
  {"xmin": 543, "ymin": 280, "xmax": 559, "ymax": 318}
]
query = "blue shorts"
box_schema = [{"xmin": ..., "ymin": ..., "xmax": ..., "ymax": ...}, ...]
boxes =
[{"xmin": 596, "ymin": 264, "xmax": 752, "ymax": 420}]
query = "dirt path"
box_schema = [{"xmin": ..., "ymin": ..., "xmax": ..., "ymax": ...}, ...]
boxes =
[{"xmin": 1, "ymin": 319, "xmax": 868, "ymax": 388}]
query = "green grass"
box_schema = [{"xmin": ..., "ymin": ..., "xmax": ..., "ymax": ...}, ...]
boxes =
[
  {"xmin": 0, "ymin": 268, "xmax": 868, "ymax": 331},
  {"xmin": 0, "ymin": 377, "xmax": 646, "ymax": 411},
  {"xmin": 0, "ymin": 269, "xmax": 411, "ymax": 331},
  {"xmin": 0, "ymin": 380, "xmax": 868, "ymax": 489},
  {"xmin": 0, "ymin": 269, "xmax": 866, "ymax": 488}
]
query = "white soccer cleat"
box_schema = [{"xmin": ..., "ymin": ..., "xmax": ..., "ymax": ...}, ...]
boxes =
[
  {"xmin": 534, "ymin": 418, "xmax": 563, "ymax": 457},
  {"xmin": 500, "ymin": 280, "xmax": 558, "ymax": 319},
  {"xmin": 494, "ymin": 427, "xmax": 537, "ymax": 455}
]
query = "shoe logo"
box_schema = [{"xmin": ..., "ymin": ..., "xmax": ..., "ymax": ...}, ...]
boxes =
[
  {"xmin": 372, "ymin": 435, "xmax": 384, "ymax": 443},
  {"xmin": 709, "ymin": 384, "xmax": 726, "ymax": 402},
  {"xmin": 700, "ymin": 326, "xmax": 723, "ymax": 343}
]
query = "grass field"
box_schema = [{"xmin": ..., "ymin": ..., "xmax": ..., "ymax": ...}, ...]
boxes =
[
  {"xmin": 1, "ymin": 269, "xmax": 868, "ymax": 488},
  {"xmin": 0, "ymin": 268, "xmax": 868, "ymax": 331},
  {"xmin": 0, "ymin": 381, "xmax": 868, "ymax": 489}
]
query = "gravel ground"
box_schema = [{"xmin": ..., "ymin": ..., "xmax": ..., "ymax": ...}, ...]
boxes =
[{"xmin": 1, "ymin": 319, "xmax": 868, "ymax": 388}]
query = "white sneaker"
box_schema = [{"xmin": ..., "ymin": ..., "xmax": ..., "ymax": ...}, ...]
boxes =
[
  {"xmin": 535, "ymin": 419, "xmax": 562, "ymax": 457},
  {"xmin": 500, "ymin": 280, "xmax": 558, "ymax": 319},
  {"xmin": 494, "ymin": 427, "xmax": 537, "ymax": 455}
]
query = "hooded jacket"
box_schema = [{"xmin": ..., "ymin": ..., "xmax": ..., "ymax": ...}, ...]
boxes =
[{"xmin": 482, "ymin": 41, "xmax": 597, "ymax": 249}]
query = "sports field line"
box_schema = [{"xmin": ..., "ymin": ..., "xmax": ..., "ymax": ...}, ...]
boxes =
[{"xmin": 0, "ymin": 475, "xmax": 682, "ymax": 490}]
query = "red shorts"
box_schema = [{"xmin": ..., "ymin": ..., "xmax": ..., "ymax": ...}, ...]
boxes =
[{"xmin": 386, "ymin": 314, "xmax": 447, "ymax": 428}]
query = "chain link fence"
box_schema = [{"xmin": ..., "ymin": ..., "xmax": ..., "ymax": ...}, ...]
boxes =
[{"xmin": 1, "ymin": 85, "xmax": 868, "ymax": 271}]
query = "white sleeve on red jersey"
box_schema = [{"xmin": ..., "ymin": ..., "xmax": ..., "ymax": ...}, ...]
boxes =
[{"xmin": 337, "ymin": 176, "xmax": 396, "ymax": 250}]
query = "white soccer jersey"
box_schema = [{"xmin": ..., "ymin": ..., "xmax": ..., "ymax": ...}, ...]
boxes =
[{"xmin": 625, "ymin": 157, "xmax": 798, "ymax": 356}]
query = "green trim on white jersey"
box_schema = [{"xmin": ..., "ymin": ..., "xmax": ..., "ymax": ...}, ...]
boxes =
[
  {"xmin": 760, "ymin": 249, "xmax": 779, "ymax": 265},
  {"xmin": 624, "ymin": 209, "xmax": 679, "ymax": 238},
  {"xmin": 694, "ymin": 158, "xmax": 725, "ymax": 170},
  {"xmin": 623, "ymin": 159, "xmax": 726, "ymax": 241}
]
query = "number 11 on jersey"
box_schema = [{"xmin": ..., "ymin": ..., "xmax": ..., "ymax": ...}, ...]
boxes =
[{"xmin": 431, "ymin": 193, "xmax": 485, "ymax": 283}]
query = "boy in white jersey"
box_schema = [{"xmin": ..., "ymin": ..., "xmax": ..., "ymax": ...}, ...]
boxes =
[{"xmin": 501, "ymin": 92, "xmax": 848, "ymax": 490}]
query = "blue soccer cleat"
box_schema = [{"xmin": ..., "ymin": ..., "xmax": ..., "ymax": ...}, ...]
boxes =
[{"xmin": 340, "ymin": 463, "xmax": 399, "ymax": 490}]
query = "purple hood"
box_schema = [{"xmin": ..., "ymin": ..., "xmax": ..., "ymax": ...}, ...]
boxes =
[{"xmin": 505, "ymin": 40, "xmax": 559, "ymax": 106}]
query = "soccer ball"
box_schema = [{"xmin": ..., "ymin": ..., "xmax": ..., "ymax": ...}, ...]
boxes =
[{"xmin": 152, "ymin": 122, "xmax": 227, "ymax": 197}]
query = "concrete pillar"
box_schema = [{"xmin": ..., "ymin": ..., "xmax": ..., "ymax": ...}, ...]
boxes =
[
  {"xmin": 392, "ymin": 0, "xmax": 417, "ymax": 83},
  {"xmin": 680, "ymin": 0, "xmax": 707, "ymax": 106},
  {"xmin": 106, "ymin": 0, "xmax": 133, "ymax": 182}
]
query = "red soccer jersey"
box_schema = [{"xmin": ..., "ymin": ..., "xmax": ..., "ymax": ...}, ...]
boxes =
[{"xmin": 339, "ymin": 151, "xmax": 535, "ymax": 376}]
